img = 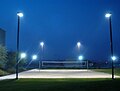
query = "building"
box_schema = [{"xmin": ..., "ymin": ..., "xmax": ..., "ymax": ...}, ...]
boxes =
[{"xmin": 0, "ymin": 28, "xmax": 5, "ymax": 46}]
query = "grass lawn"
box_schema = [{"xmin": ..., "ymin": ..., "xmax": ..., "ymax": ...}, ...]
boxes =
[
  {"xmin": 93, "ymin": 68, "xmax": 120, "ymax": 76},
  {"xmin": 0, "ymin": 78, "xmax": 120, "ymax": 91}
]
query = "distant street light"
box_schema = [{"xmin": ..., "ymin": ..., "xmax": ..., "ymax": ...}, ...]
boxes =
[
  {"xmin": 32, "ymin": 55, "xmax": 38, "ymax": 60},
  {"xmin": 40, "ymin": 42, "xmax": 44, "ymax": 49},
  {"xmin": 76, "ymin": 42, "xmax": 81, "ymax": 56},
  {"xmin": 26, "ymin": 54, "xmax": 38, "ymax": 69},
  {"xmin": 77, "ymin": 42, "xmax": 81, "ymax": 49},
  {"xmin": 39, "ymin": 42, "xmax": 45, "ymax": 70},
  {"xmin": 105, "ymin": 13, "xmax": 115, "ymax": 79},
  {"xmin": 78, "ymin": 55, "xmax": 83, "ymax": 61},
  {"xmin": 16, "ymin": 12, "xmax": 23, "ymax": 79}
]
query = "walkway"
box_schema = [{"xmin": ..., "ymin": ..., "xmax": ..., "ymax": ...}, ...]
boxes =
[{"xmin": 0, "ymin": 69, "xmax": 119, "ymax": 80}]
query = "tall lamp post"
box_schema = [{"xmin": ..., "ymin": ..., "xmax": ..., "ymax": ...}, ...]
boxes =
[
  {"xmin": 16, "ymin": 12, "xmax": 23, "ymax": 79},
  {"xmin": 78, "ymin": 55, "xmax": 84, "ymax": 68},
  {"xmin": 39, "ymin": 42, "xmax": 44, "ymax": 70},
  {"xmin": 105, "ymin": 13, "xmax": 115, "ymax": 79}
]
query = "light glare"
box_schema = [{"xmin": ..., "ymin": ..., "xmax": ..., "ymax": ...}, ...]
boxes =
[{"xmin": 111, "ymin": 56, "xmax": 117, "ymax": 61}]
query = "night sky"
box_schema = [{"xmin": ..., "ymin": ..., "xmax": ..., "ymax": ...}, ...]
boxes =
[{"xmin": 0, "ymin": 0, "xmax": 120, "ymax": 61}]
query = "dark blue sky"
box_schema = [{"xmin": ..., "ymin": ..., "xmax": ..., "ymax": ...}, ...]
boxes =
[{"xmin": 0, "ymin": 0, "xmax": 120, "ymax": 61}]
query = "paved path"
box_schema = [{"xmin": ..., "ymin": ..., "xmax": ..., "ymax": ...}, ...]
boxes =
[{"xmin": 0, "ymin": 69, "xmax": 119, "ymax": 80}]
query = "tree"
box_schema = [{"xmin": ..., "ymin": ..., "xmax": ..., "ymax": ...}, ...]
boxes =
[
  {"xmin": 0, "ymin": 45, "xmax": 7, "ymax": 69},
  {"xmin": 5, "ymin": 51, "xmax": 16, "ymax": 73},
  {"xmin": 6, "ymin": 51, "xmax": 16, "ymax": 69},
  {"xmin": 6, "ymin": 51, "xmax": 27, "ymax": 73},
  {"xmin": 19, "ymin": 58, "xmax": 27, "ymax": 71}
]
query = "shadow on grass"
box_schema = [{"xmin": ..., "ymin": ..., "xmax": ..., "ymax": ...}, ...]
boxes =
[
  {"xmin": 0, "ymin": 79, "xmax": 16, "ymax": 84},
  {"xmin": 0, "ymin": 78, "xmax": 120, "ymax": 91}
]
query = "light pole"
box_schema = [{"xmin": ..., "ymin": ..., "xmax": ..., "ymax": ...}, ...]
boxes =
[
  {"xmin": 32, "ymin": 55, "xmax": 37, "ymax": 69},
  {"xmin": 16, "ymin": 12, "xmax": 23, "ymax": 79},
  {"xmin": 26, "ymin": 54, "xmax": 38, "ymax": 69},
  {"xmin": 78, "ymin": 55, "xmax": 84, "ymax": 68},
  {"xmin": 39, "ymin": 42, "xmax": 44, "ymax": 70},
  {"xmin": 105, "ymin": 13, "xmax": 114, "ymax": 79},
  {"xmin": 76, "ymin": 42, "xmax": 81, "ymax": 57}
]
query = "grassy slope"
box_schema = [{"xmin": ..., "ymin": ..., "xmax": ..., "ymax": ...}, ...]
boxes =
[
  {"xmin": 0, "ymin": 78, "xmax": 120, "ymax": 91},
  {"xmin": 93, "ymin": 68, "xmax": 120, "ymax": 76}
]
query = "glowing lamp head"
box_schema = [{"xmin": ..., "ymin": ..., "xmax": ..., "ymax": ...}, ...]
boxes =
[
  {"xmin": 77, "ymin": 42, "xmax": 81, "ymax": 48},
  {"xmin": 111, "ymin": 56, "xmax": 117, "ymax": 61},
  {"xmin": 78, "ymin": 55, "xmax": 83, "ymax": 60},
  {"xmin": 40, "ymin": 42, "xmax": 44, "ymax": 47},
  {"xmin": 105, "ymin": 13, "xmax": 112, "ymax": 18},
  {"xmin": 17, "ymin": 12, "xmax": 23, "ymax": 17},
  {"xmin": 20, "ymin": 53, "xmax": 26, "ymax": 59},
  {"xmin": 32, "ymin": 55, "xmax": 37, "ymax": 60}
]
